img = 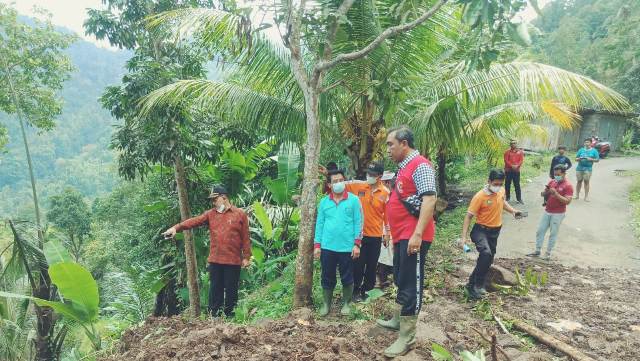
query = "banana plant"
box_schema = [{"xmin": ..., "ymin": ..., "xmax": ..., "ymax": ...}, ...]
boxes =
[{"xmin": 0, "ymin": 261, "xmax": 102, "ymax": 350}]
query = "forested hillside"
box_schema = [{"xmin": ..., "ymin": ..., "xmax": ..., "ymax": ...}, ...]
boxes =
[
  {"xmin": 530, "ymin": 0, "xmax": 640, "ymax": 110},
  {"xmin": 0, "ymin": 30, "xmax": 129, "ymax": 218}
]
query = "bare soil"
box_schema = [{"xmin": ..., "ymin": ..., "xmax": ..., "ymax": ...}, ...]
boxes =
[{"xmin": 102, "ymin": 257, "xmax": 640, "ymax": 361}]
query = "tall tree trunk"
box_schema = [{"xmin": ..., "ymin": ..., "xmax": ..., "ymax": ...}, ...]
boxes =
[
  {"xmin": 8, "ymin": 221, "xmax": 59, "ymax": 361},
  {"xmin": 7, "ymin": 76, "xmax": 45, "ymax": 245},
  {"xmin": 173, "ymin": 155, "xmax": 201, "ymax": 317},
  {"xmin": 293, "ymin": 89, "xmax": 321, "ymax": 308},
  {"xmin": 436, "ymin": 146, "xmax": 447, "ymax": 197},
  {"xmin": 5, "ymin": 59, "xmax": 56, "ymax": 361}
]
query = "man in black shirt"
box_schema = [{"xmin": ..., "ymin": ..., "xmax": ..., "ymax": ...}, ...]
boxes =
[{"xmin": 549, "ymin": 146, "xmax": 572, "ymax": 179}]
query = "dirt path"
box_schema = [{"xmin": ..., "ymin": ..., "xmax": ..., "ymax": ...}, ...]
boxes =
[{"xmin": 497, "ymin": 156, "xmax": 640, "ymax": 269}]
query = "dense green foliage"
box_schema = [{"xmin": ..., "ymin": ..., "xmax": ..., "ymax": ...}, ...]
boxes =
[
  {"xmin": 0, "ymin": 0, "xmax": 637, "ymax": 360},
  {"xmin": 0, "ymin": 31, "xmax": 129, "ymax": 219},
  {"xmin": 530, "ymin": 0, "xmax": 640, "ymax": 110}
]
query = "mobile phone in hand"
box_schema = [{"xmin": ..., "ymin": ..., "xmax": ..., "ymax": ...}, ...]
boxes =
[{"xmin": 515, "ymin": 211, "xmax": 528, "ymax": 219}]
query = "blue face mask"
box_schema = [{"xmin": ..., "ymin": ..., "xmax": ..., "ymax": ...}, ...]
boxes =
[
  {"xmin": 554, "ymin": 176, "xmax": 563, "ymax": 182},
  {"xmin": 332, "ymin": 181, "xmax": 346, "ymax": 193}
]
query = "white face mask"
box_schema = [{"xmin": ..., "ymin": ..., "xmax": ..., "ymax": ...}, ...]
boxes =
[
  {"xmin": 332, "ymin": 181, "xmax": 346, "ymax": 193},
  {"xmin": 366, "ymin": 176, "xmax": 378, "ymax": 185},
  {"xmin": 489, "ymin": 185, "xmax": 502, "ymax": 193},
  {"xmin": 216, "ymin": 203, "xmax": 226, "ymax": 213}
]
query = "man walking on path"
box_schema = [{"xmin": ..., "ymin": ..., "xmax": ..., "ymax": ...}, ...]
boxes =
[
  {"xmin": 549, "ymin": 146, "xmax": 572, "ymax": 179},
  {"xmin": 314, "ymin": 169, "xmax": 363, "ymax": 317},
  {"xmin": 344, "ymin": 162, "xmax": 391, "ymax": 302},
  {"xmin": 162, "ymin": 185, "xmax": 251, "ymax": 318},
  {"xmin": 460, "ymin": 169, "xmax": 522, "ymax": 300},
  {"xmin": 575, "ymin": 138, "xmax": 600, "ymax": 201},
  {"xmin": 377, "ymin": 126, "xmax": 437, "ymax": 358},
  {"xmin": 528, "ymin": 165, "xmax": 573, "ymax": 260},
  {"xmin": 504, "ymin": 140, "xmax": 525, "ymax": 204}
]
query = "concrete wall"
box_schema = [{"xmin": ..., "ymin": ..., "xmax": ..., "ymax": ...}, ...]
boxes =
[{"xmin": 521, "ymin": 112, "xmax": 631, "ymax": 152}]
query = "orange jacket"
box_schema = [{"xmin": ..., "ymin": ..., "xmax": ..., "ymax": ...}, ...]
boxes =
[{"xmin": 345, "ymin": 181, "xmax": 390, "ymax": 238}]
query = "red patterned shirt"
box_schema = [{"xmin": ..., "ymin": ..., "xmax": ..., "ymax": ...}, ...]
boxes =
[{"xmin": 174, "ymin": 206, "xmax": 251, "ymax": 265}]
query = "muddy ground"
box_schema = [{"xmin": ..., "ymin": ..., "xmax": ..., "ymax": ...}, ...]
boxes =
[{"xmin": 100, "ymin": 256, "xmax": 640, "ymax": 361}]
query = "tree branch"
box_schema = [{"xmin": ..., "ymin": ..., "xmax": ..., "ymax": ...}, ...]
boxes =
[
  {"xmin": 322, "ymin": 0, "xmax": 357, "ymax": 61},
  {"xmin": 288, "ymin": 0, "xmax": 310, "ymax": 87},
  {"xmin": 315, "ymin": 0, "xmax": 448, "ymax": 72}
]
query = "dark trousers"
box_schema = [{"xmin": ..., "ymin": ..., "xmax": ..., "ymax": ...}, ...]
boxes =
[
  {"xmin": 393, "ymin": 240, "xmax": 430, "ymax": 316},
  {"xmin": 320, "ymin": 249, "xmax": 354, "ymax": 289},
  {"xmin": 208, "ymin": 263, "xmax": 241, "ymax": 317},
  {"xmin": 505, "ymin": 171, "xmax": 522, "ymax": 201},
  {"xmin": 353, "ymin": 236, "xmax": 382, "ymax": 295},
  {"xmin": 469, "ymin": 224, "xmax": 501, "ymax": 289},
  {"xmin": 377, "ymin": 263, "xmax": 393, "ymax": 288}
]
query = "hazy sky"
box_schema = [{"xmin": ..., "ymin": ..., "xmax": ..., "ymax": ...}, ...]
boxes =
[{"xmin": 4, "ymin": 0, "xmax": 551, "ymax": 50}]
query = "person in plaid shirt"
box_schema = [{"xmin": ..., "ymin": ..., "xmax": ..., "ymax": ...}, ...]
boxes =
[
  {"xmin": 377, "ymin": 126, "xmax": 437, "ymax": 358},
  {"xmin": 163, "ymin": 185, "xmax": 251, "ymax": 317}
]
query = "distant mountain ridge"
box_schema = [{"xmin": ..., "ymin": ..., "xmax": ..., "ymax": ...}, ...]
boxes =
[{"xmin": 0, "ymin": 16, "xmax": 130, "ymax": 218}]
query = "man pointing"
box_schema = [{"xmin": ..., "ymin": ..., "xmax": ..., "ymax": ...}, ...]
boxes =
[{"xmin": 163, "ymin": 185, "xmax": 251, "ymax": 318}]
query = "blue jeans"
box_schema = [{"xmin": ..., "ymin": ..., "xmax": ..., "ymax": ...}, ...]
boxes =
[{"xmin": 535, "ymin": 212, "xmax": 566, "ymax": 255}]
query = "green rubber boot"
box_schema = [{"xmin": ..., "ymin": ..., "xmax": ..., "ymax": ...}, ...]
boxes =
[
  {"xmin": 319, "ymin": 288, "xmax": 333, "ymax": 317},
  {"xmin": 376, "ymin": 305, "xmax": 401, "ymax": 331},
  {"xmin": 383, "ymin": 315, "xmax": 417, "ymax": 357},
  {"xmin": 340, "ymin": 284, "xmax": 354, "ymax": 316}
]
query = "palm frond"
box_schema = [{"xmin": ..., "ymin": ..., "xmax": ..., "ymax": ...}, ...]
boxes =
[
  {"xmin": 146, "ymin": 8, "xmax": 243, "ymax": 52},
  {"xmin": 140, "ymin": 79, "xmax": 306, "ymax": 141},
  {"xmin": 428, "ymin": 62, "xmax": 630, "ymax": 113}
]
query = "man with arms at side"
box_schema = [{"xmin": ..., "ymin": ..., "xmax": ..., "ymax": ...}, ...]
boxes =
[
  {"xmin": 574, "ymin": 138, "xmax": 599, "ymax": 201},
  {"xmin": 460, "ymin": 169, "xmax": 522, "ymax": 300},
  {"xmin": 314, "ymin": 169, "xmax": 363, "ymax": 317},
  {"xmin": 162, "ymin": 185, "xmax": 251, "ymax": 318},
  {"xmin": 504, "ymin": 139, "xmax": 525, "ymax": 204},
  {"xmin": 377, "ymin": 126, "xmax": 437, "ymax": 357}
]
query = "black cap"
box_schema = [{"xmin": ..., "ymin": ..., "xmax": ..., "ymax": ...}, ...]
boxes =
[
  {"xmin": 208, "ymin": 185, "xmax": 229, "ymax": 198},
  {"xmin": 366, "ymin": 162, "xmax": 384, "ymax": 176}
]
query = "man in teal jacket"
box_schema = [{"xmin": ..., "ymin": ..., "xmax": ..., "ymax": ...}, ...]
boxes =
[{"xmin": 314, "ymin": 169, "xmax": 363, "ymax": 317}]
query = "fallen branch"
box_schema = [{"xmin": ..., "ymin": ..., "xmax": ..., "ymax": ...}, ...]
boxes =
[
  {"xmin": 494, "ymin": 314, "xmax": 510, "ymax": 335},
  {"xmin": 511, "ymin": 320, "xmax": 598, "ymax": 361},
  {"xmin": 471, "ymin": 327, "xmax": 512, "ymax": 361}
]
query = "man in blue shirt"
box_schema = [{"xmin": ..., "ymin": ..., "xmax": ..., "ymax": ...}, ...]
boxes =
[
  {"xmin": 314, "ymin": 169, "xmax": 363, "ymax": 317},
  {"xmin": 549, "ymin": 146, "xmax": 572, "ymax": 179},
  {"xmin": 575, "ymin": 138, "xmax": 600, "ymax": 201}
]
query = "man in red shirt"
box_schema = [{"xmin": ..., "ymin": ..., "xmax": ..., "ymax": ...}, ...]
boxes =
[
  {"xmin": 163, "ymin": 185, "xmax": 251, "ymax": 317},
  {"xmin": 504, "ymin": 140, "xmax": 524, "ymax": 204},
  {"xmin": 377, "ymin": 126, "xmax": 437, "ymax": 358},
  {"xmin": 527, "ymin": 165, "xmax": 573, "ymax": 260}
]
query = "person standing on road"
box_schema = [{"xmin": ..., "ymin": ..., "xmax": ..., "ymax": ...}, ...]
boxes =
[
  {"xmin": 575, "ymin": 138, "xmax": 600, "ymax": 201},
  {"xmin": 460, "ymin": 169, "xmax": 523, "ymax": 300},
  {"xmin": 162, "ymin": 185, "xmax": 251, "ymax": 318},
  {"xmin": 377, "ymin": 126, "xmax": 437, "ymax": 358},
  {"xmin": 314, "ymin": 169, "xmax": 363, "ymax": 317},
  {"xmin": 527, "ymin": 165, "xmax": 574, "ymax": 260},
  {"xmin": 504, "ymin": 140, "xmax": 525, "ymax": 204},
  {"xmin": 549, "ymin": 146, "xmax": 572, "ymax": 179},
  {"xmin": 343, "ymin": 162, "xmax": 391, "ymax": 302}
]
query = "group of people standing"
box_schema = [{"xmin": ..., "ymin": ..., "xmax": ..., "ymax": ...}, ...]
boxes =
[
  {"xmin": 160, "ymin": 126, "xmax": 601, "ymax": 358},
  {"xmin": 461, "ymin": 138, "xmax": 599, "ymax": 300},
  {"xmin": 315, "ymin": 126, "xmax": 437, "ymax": 357}
]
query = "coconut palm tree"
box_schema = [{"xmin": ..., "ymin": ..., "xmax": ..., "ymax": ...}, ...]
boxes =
[
  {"xmin": 142, "ymin": 10, "xmax": 628, "ymax": 178},
  {"xmin": 140, "ymin": 0, "xmax": 629, "ymax": 304}
]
